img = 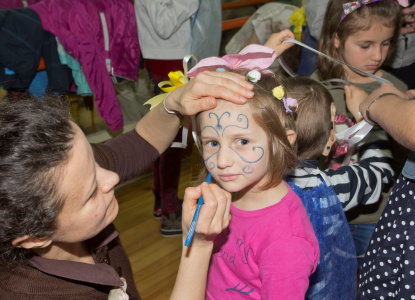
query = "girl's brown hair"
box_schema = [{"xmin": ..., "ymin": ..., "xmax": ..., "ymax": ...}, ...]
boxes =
[
  {"xmin": 195, "ymin": 70, "xmax": 297, "ymax": 190},
  {"xmin": 317, "ymin": 0, "xmax": 401, "ymax": 81},
  {"xmin": 283, "ymin": 76, "xmax": 334, "ymax": 160}
]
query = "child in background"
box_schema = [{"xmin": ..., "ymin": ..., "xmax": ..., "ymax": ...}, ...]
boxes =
[
  {"xmin": 189, "ymin": 45, "xmax": 319, "ymax": 299},
  {"xmin": 282, "ymin": 76, "xmax": 395, "ymax": 299},
  {"xmin": 135, "ymin": 0, "xmax": 200, "ymax": 236},
  {"xmin": 310, "ymin": 0, "xmax": 408, "ymax": 269}
]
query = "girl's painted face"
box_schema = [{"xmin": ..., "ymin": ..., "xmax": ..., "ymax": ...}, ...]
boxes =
[
  {"xmin": 53, "ymin": 122, "xmax": 120, "ymax": 243},
  {"xmin": 198, "ymin": 101, "xmax": 270, "ymax": 194},
  {"xmin": 338, "ymin": 23, "xmax": 395, "ymax": 80}
]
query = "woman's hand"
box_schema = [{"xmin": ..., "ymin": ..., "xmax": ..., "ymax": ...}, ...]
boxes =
[
  {"xmin": 165, "ymin": 71, "xmax": 254, "ymax": 116},
  {"xmin": 359, "ymin": 83, "xmax": 410, "ymax": 117},
  {"xmin": 264, "ymin": 29, "xmax": 295, "ymax": 56},
  {"xmin": 182, "ymin": 183, "xmax": 231, "ymax": 247},
  {"xmin": 171, "ymin": 183, "xmax": 231, "ymax": 300}
]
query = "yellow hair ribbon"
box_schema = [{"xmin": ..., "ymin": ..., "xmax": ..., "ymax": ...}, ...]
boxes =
[
  {"xmin": 144, "ymin": 71, "xmax": 186, "ymax": 110},
  {"xmin": 288, "ymin": 7, "xmax": 306, "ymax": 41},
  {"xmin": 159, "ymin": 71, "xmax": 186, "ymax": 93}
]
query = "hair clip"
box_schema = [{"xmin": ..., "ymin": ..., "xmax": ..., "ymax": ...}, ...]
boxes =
[
  {"xmin": 246, "ymin": 70, "xmax": 261, "ymax": 83},
  {"xmin": 341, "ymin": 0, "xmax": 407, "ymax": 22},
  {"xmin": 272, "ymin": 85, "xmax": 298, "ymax": 113},
  {"xmin": 272, "ymin": 85, "xmax": 285, "ymax": 100},
  {"xmin": 284, "ymin": 97, "xmax": 299, "ymax": 113},
  {"xmin": 322, "ymin": 103, "xmax": 337, "ymax": 156}
]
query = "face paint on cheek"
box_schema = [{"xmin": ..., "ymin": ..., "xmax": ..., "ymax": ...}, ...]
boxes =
[
  {"xmin": 203, "ymin": 147, "xmax": 219, "ymax": 170},
  {"xmin": 229, "ymin": 145, "xmax": 265, "ymax": 174}
]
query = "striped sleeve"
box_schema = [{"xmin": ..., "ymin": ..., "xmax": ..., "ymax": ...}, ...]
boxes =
[{"xmin": 325, "ymin": 129, "xmax": 394, "ymax": 211}]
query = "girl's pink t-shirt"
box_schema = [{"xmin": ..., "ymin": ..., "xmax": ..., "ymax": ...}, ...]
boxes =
[{"xmin": 206, "ymin": 186, "xmax": 319, "ymax": 299}]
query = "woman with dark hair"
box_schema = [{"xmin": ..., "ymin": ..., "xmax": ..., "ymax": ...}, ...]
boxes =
[{"xmin": 0, "ymin": 71, "xmax": 253, "ymax": 299}]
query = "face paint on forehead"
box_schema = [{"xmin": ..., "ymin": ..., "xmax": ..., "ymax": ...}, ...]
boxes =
[
  {"xmin": 199, "ymin": 109, "xmax": 266, "ymax": 176},
  {"xmin": 200, "ymin": 111, "xmax": 249, "ymax": 137}
]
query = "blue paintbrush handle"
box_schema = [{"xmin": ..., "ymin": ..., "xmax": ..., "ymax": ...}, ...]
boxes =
[
  {"xmin": 184, "ymin": 201, "xmax": 203, "ymax": 246},
  {"xmin": 184, "ymin": 173, "xmax": 211, "ymax": 247}
]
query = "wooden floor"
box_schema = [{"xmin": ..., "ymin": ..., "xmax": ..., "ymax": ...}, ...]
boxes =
[{"xmin": 113, "ymin": 157, "xmax": 192, "ymax": 300}]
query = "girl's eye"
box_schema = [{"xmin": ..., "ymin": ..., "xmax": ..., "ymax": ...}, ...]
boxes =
[
  {"xmin": 382, "ymin": 41, "xmax": 391, "ymax": 46},
  {"xmin": 206, "ymin": 140, "xmax": 219, "ymax": 147},
  {"xmin": 360, "ymin": 45, "xmax": 369, "ymax": 49},
  {"xmin": 237, "ymin": 139, "xmax": 249, "ymax": 146}
]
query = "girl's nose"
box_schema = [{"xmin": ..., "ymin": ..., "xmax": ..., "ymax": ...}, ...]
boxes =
[
  {"xmin": 371, "ymin": 47, "xmax": 382, "ymax": 62},
  {"xmin": 217, "ymin": 146, "xmax": 234, "ymax": 169}
]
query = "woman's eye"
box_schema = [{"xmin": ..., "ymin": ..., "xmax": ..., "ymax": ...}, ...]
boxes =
[
  {"xmin": 360, "ymin": 45, "xmax": 369, "ymax": 49},
  {"xmin": 237, "ymin": 139, "xmax": 249, "ymax": 146},
  {"xmin": 382, "ymin": 41, "xmax": 391, "ymax": 47}
]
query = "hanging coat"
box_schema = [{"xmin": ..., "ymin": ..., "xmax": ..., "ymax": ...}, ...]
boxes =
[
  {"xmin": 0, "ymin": 7, "xmax": 72, "ymax": 93},
  {"xmin": 30, "ymin": 0, "xmax": 140, "ymax": 131}
]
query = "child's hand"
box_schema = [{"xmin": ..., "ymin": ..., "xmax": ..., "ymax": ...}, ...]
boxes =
[
  {"xmin": 264, "ymin": 29, "xmax": 295, "ymax": 56},
  {"xmin": 344, "ymin": 85, "xmax": 368, "ymax": 121},
  {"xmin": 182, "ymin": 183, "xmax": 231, "ymax": 247},
  {"xmin": 400, "ymin": 7, "xmax": 415, "ymax": 35},
  {"xmin": 406, "ymin": 89, "xmax": 415, "ymax": 100}
]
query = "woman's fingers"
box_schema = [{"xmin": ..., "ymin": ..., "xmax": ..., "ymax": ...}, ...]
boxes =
[
  {"xmin": 200, "ymin": 184, "xmax": 231, "ymax": 234},
  {"xmin": 189, "ymin": 183, "xmax": 231, "ymax": 244},
  {"xmin": 171, "ymin": 71, "xmax": 255, "ymax": 116},
  {"xmin": 193, "ymin": 71, "xmax": 254, "ymax": 102},
  {"xmin": 182, "ymin": 186, "xmax": 202, "ymax": 235}
]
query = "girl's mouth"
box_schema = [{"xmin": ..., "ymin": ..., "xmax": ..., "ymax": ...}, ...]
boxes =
[{"xmin": 219, "ymin": 174, "xmax": 239, "ymax": 182}]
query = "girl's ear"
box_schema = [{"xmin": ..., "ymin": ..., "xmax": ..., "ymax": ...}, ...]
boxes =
[
  {"xmin": 12, "ymin": 235, "xmax": 52, "ymax": 249},
  {"xmin": 286, "ymin": 129, "xmax": 297, "ymax": 146},
  {"xmin": 334, "ymin": 33, "xmax": 340, "ymax": 49}
]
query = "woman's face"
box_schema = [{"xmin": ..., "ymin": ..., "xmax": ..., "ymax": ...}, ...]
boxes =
[
  {"xmin": 198, "ymin": 101, "xmax": 270, "ymax": 194},
  {"xmin": 337, "ymin": 23, "xmax": 394, "ymax": 81},
  {"xmin": 52, "ymin": 122, "xmax": 120, "ymax": 243}
]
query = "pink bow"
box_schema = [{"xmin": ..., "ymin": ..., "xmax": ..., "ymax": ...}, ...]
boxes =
[
  {"xmin": 397, "ymin": 0, "xmax": 409, "ymax": 6},
  {"xmin": 187, "ymin": 44, "xmax": 277, "ymax": 78}
]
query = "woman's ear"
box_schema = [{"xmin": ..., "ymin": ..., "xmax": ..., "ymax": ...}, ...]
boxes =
[
  {"xmin": 12, "ymin": 235, "xmax": 52, "ymax": 249},
  {"xmin": 286, "ymin": 129, "xmax": 297, "ymax": 146}
]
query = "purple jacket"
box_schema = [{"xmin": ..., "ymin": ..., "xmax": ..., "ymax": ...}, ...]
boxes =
[
  {"xmin": 30, "ymin": 0, "xmax": 140, "ymax": 131},
  {"xmin": 0, "ymin": 0, "xmax": 41, "ymax": 9}
]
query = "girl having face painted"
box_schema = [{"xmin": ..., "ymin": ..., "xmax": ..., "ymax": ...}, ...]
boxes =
[{"xmin": 189, "ymin": 45, "xmax": 319, "ymax": 299}]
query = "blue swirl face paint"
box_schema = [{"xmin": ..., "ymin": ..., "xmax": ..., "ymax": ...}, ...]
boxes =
[{"xmin": 198, "ymin": 101, "xmax": 269, "ymax": 193}]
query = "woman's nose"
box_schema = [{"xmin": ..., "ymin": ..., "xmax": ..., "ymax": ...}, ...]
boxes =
[{"xmin": 99, "ymin": 167, "xmax": 120, "ymax": 193}]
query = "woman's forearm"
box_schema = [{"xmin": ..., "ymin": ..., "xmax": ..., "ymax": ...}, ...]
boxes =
[
  {"xmin": 170, "ymin": 242, "xmax": 214, "ymax": 300},
  {"xmin": 362, "ymin": 94, "xmax": 415, "ymax": 151}
]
